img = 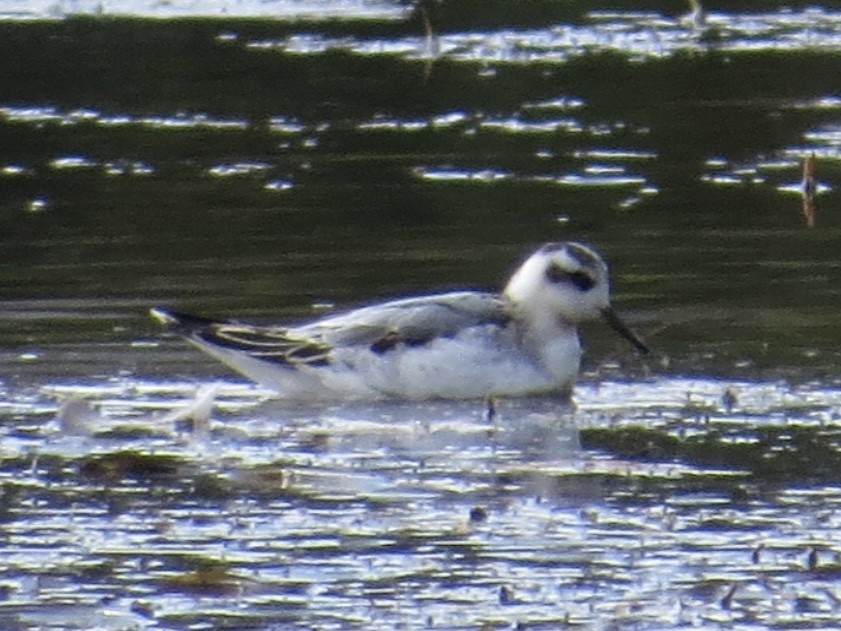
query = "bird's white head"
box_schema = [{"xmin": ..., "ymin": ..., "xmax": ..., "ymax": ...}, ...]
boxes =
[
  {"xmin": 504, "ymin": 242, "xmax": 649, "ymax": 353},
  {"xmin": 504, "ymin": 242, "xmax": 610, "ymax": 325}
]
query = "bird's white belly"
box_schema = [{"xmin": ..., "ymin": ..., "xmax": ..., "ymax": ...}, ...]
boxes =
[{"xmin": 327, "ymin": 329, "xmax": 581, "ymax": 400}]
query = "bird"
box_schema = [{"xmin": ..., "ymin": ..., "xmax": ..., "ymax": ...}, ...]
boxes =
[{"xmin": 150, "ymin": 242, "xmax": 648, "ymax": 401}]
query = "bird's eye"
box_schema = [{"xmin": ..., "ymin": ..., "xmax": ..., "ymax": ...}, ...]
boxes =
[
  {"xmin": 545, "ymin": 264, "xmax": 595, "ymax": 291},
  {"xmin": 568, "ymin": 271, "xmax": 595, "ymax": 291}
]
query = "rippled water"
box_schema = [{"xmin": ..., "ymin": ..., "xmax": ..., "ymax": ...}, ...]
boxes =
[
  {"xmin": 4, "ymin": 1, "xmax": 841, "ymax": 628},
  {"xmin": 6, "ymin": 377, "xmax": 841, "ymax": 629}
]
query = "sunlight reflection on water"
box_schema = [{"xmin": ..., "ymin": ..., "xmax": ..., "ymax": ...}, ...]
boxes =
[
  {"xmin": 1, "ymin": 373, "xmax": 841, "ymax": 628},
  {"xmin": 239, "ymin": 7, "xmax": 841, "ymax": 62},
  {"xmin": 1, "ymin": 0, "xmax": 406, "ymax": 20}
]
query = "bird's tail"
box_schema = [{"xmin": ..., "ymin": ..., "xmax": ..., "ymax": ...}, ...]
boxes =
[{"xmin": 149, "ymin": 307, "xmax": 222, "ymax": 333}]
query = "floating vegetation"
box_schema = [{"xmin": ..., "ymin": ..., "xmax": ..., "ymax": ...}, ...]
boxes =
[
  {"xmin": 157, "ymin": 560, "xmax": 242, "ymax": 598},
  {"xmin": 77, "ymin": 450, "xmax": 188, "ymax": 483},
  {"xmin": 582, "ymin": 423, "xmax": 841, "ymax": 482}
]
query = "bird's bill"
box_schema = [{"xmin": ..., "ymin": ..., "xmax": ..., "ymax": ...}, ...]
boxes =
[{"xmin": 600, "ymin": 307, "xmax": 649, "ymax": 355}]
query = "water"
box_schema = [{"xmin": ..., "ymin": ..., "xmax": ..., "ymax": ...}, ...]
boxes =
[{"xmin": 3, "ymin": 1, "xmax": 841, "ymax": 628}]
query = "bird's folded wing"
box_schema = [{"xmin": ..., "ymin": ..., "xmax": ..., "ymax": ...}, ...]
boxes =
[
  {"xmin": 155, "ymin": 292, "xmax": 511, "ymax": 367},
  {"xmin": 193, "ymin": 323, "xmax": 333, "ymax": 366},
  {"xmin": 300, "ymin": 291, "xmax": 512, "ymax": 352},
  {"xmin": 150, "ymin": 308, "xmax": 331, "ymax": 366}
]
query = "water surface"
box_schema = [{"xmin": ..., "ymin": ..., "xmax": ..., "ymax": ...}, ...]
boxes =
[{"xmin": 3, "ymin": 2, "xmax": 841, "ymax": 628}]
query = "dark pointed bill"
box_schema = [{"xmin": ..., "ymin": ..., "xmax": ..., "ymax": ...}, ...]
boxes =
[{"xmin": 600, "ymin": 307, "xmax": 649, "ymax": 355}]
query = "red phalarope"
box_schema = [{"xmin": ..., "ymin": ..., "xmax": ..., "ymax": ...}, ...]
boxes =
[{"xmin": 151, "ymin": 242, "xmax": 648, "ymax": 400}]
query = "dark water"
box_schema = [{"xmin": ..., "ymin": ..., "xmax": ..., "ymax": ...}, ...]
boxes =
[{"xmin": 3, "ymin": 2, "xmax": 841, "ymax": 629}]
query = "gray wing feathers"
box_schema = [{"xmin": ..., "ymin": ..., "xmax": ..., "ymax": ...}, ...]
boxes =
[
  {"xmin": 188, "ymin": 292, "xmax": 511, "ymax": 366},
  {"xmin": 298, "ymin": 292, "xmax": 511, "ymax": 350}
]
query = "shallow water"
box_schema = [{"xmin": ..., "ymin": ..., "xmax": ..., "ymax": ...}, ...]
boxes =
[
  {"xmin": 6, "ymin": 378, "xmax": 841, "ymax": 629},
  {"xmin": 3, "ymin": 1, "xmax": 841, "ymax": 628}
]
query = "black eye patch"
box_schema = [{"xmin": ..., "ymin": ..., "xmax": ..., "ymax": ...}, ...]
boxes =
[{"xmin": 545, "ymin": 264, "xmax": 595, "ymax": 291}]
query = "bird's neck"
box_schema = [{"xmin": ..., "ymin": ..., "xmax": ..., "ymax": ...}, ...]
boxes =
[
  {"xmin": 505, "ymin": 297, "xmax": 582, "ymax": 386},
  {"xmin": 507, "ymin": 298, "xmax": 577, "ymax": 346}
]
